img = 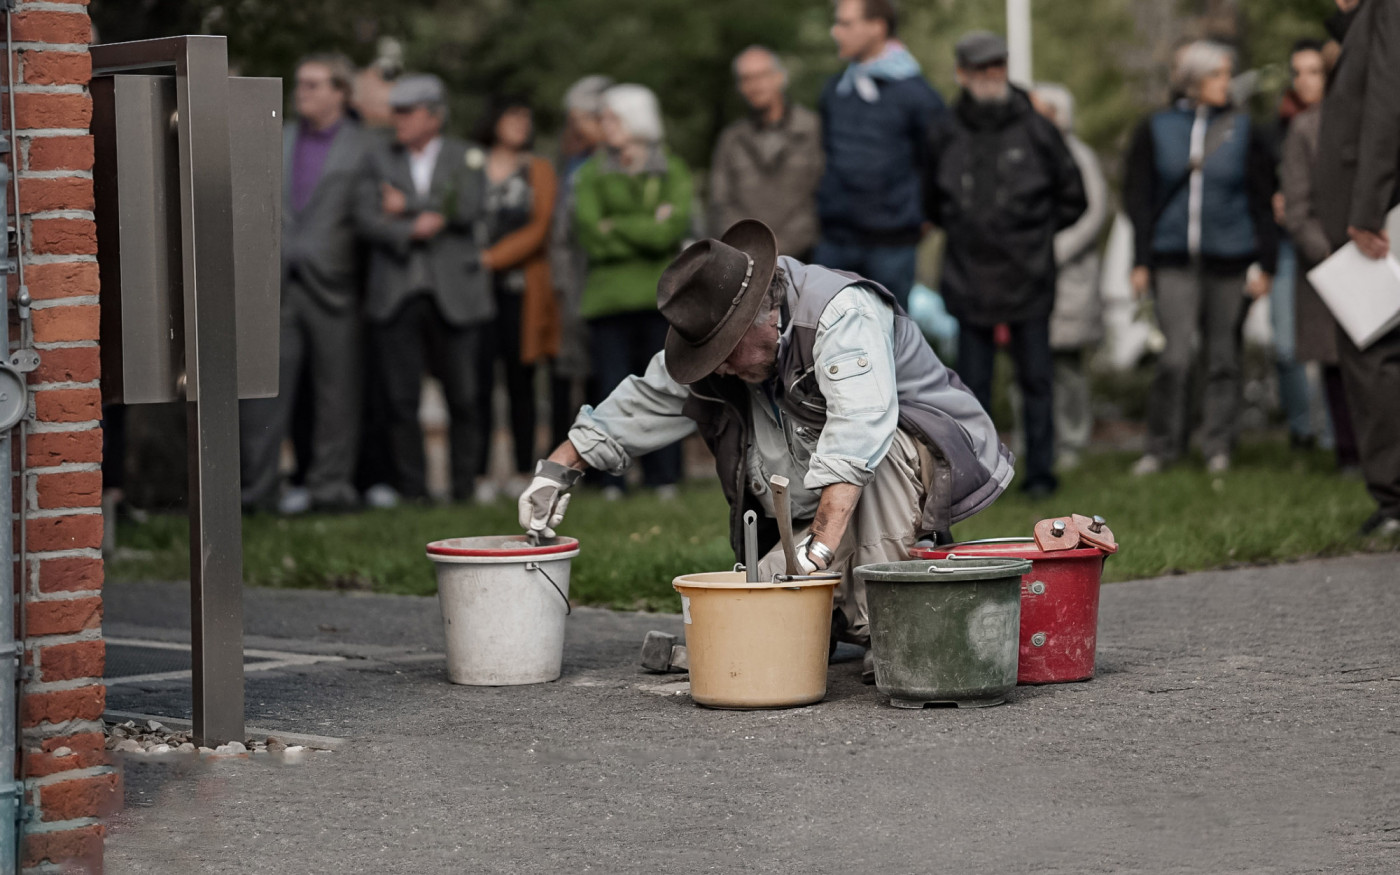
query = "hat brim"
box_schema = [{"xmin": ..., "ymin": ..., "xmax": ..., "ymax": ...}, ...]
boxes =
[{"xmin": 663, "ymin": 219, "xmax": 779, "ymax": 385}]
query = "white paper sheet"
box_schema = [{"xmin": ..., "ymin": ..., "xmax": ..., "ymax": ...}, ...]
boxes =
[{"xmin": 1306, "ymin": 242, "xmax": 1400, "ymax": 350}]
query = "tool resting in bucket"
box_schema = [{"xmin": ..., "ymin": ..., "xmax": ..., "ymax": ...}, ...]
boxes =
[{"xmin": 516, "ymin": 219, "xmax": 1013, "ymax": 683}]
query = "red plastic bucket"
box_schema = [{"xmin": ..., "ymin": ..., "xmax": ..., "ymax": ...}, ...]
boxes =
[{"xmin": 911, "ymin": 539, "xmax": 1105, "ymax": 684}]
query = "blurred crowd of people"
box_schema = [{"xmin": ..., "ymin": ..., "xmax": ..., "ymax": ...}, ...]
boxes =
[{"xmin": 100, "ymin": 0, "xmax": 1398, "ymax": 537}]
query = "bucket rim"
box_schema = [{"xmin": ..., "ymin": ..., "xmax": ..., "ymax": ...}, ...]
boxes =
[
  {"xmin": 426, "ymin": 535, "xmax": 580, "ymax": 559},
  {"xmin": 672, "ymin": 571, "xmax": 840, "ymax": 591},
  {"xmin": 911, "ymin": 542, "xmax": 1106, "ymax": 561},
  {"xmin": 855, "ymin": 557, "xmax": 1032, "ymax": 583}
]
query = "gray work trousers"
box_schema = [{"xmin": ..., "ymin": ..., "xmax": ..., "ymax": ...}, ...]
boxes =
[
  {"xmin": 756, "ymin": 431, "xmax": 934, "ymax": 646},
  {"xmin": 1336, "ymin": 324, "xmax": 1400, "ymax": 517},
  {"xmin": 1145, "ymin": 264, "xmax": 1249, "ymax": 461},
  {"xmin": 240, "ymin": 280, "xmax": 362, "ymax": 510}
]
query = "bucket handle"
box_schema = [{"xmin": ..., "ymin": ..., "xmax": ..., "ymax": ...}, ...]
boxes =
[
  {"xmin": 524, "ymin": 562, "xmax": 572, "ymax": 615},
  {"xmin": 951, "ymin": 537, "xmax": 1035, "ymax": 546}
]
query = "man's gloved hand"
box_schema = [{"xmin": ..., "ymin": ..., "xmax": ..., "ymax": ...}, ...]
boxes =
[
  {"xmin": 795, "ymin": 534, "xmax": 834, "ymax": 575},
  {"xmin": 518, "ymin": 460, "xmax": 584, "ymax": 540}
]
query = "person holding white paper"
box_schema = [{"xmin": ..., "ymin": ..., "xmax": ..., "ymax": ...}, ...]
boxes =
[{"xmin": 1315, "ymin": 0, "xmax": 1400, "ymax": 537}]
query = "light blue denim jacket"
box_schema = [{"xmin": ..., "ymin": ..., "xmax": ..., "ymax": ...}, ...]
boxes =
[{"xmin": 568, "ymin": 284, "xmax": 898, "ymax": 518}]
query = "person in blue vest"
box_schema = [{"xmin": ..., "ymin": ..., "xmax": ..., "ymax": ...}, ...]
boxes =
[
  {"xmin": 519, "ymin": 220, "xmax": 1011, "ymax": 681},
  {"xmin": 813, "ymin": 0, "xmax": 945, "ymax": 312},
  {"xmin": 1123, "ymin": 40, "xmax": 1278, "ymax": 476}
]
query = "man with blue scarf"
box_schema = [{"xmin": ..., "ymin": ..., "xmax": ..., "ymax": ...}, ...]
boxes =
[{"xmin": 815, "ymin": 0, "xmax": 944, "ymax": 312}]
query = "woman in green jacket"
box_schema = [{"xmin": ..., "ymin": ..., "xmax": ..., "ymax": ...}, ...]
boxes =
[{"xmin": 574, "ymin": 83, "xmax": 693, "ymax": 498}]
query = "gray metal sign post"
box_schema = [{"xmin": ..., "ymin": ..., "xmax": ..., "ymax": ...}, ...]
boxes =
[{"xmin": 91, "ymin": 36, "xmax": 272, "ymax": 746}]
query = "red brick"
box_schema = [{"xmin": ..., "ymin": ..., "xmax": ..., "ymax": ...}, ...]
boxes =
[
  {"xmin": 37, "ymin": 639, "xmax": 103, "ymax": 682},
  {"xmin": 31, "ymin": 303, "xmax": 99, "ymax": 342},
  {"xmin": 24, "ymin": 732, "xmax": 107, "ymax": 779},
  {"xmin": 10, "ymin": 11, "xmax": 90, "ymax": 46},
  {"xmin": 21, "ymin": 684, "xmax": 104, "ymax": 727},
  {"xmin": 26, "ymin": 594, "xmax": 101, "ymax": 635},
  {"xmin": 26, "ymin": 428, "xmax": 101, "ymax": 467},
  {"xmin": 20, "ymin": 175, "xmax": 93, "ymax": 212},
  {"xmin": 26, "ymin": 135, "xmax": 94, "ymax": 173},
  {"xmin": 37, "ymin": 556, "xmax": 103, "ymax": 593},
  {"xmin": 25, "ymin": 259, "xmax": 99, "ymax": 299},
  {"xmin": 33, "ymin": 345, "xmax": 99, "ymax": 384},
  {"xmin": 22, "ymin": 50, "xmax": 91, "ymax": 86},
  {"xmin": 29, "ymin": 218, "xmax": 97, "ymax": 255},
  {"xmin": 26, "ymin": 514, "xmax": 102, "ymax": 553},
  {"xmin": 13, "ymin": 91, "xmax": 91, "ymax": 131},
  {"xmin": 35, "ymin": 387, "xmax": 101, "ymax": 423},
  {"xmin": 41, "ymin": 773, "xmax": 120, "ymax": 822},
  {"xmin": 37, "ymin": 470, "xmax": 101, "ymax": 509},
  {"xmin": 22, "ymin": 823, "xmax": 104, "ymax": 870}
]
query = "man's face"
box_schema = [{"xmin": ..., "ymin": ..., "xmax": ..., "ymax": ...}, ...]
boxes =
[
  {"xmin": 712, "ymin": 312, "xmax": 782, "ymax": 384},
  {"xmin": 735, "ymin": 49, "xmax": 784, "ymax": 114},
  {"xmin": 568, "ymin": 107, "xmax": 603, "ymax": 148},
  {"xmin": 1335, "ymin": 0, "xmax": 1360, "ymax": 12},
  {"xmin": 1291, "ymin": 49, "xmax": 1326, "ymax": 107},
  {"xmin": 294, "ymin": 62, "xmax": 345, "ymax": 127},
  {"xmin": 392, "ymin": 104, "xmax": 443, "ymax": 149},
  {"xmin": 831, "ymin": 0, "xmax": 885, "ymax": 63},
  {"xmin": 957, "ymin": 62, "xmax": 1010, "ymax": 103}
]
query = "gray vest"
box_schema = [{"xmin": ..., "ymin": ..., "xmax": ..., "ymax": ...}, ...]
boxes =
[{"xmin": 684, "ymin": 256, "xmax": 1013, "ymax": 559}]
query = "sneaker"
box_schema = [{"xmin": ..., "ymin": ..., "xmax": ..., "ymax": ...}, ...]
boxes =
[
  {"xmin": 862, "ymin": 650, "xmax": 876, "ymax": 685},
  {"xmin": 654, "ymin": 484, "xmax": 679, "ymax": 501},
  {"xmin": 364, "ymin": 483, "xmax": 399, "ymax": 510},
  {"xmin": 601, "ymin": 485, "xmax": 624, "ymax": 502},
  {"xmin": 1131, "ymin": 455, "xmax": 1163, "ymax": 477},
  {"xmin": 473, "ymin": 480, "xmax": 500, "ymax": 505},
  {"xmin": 277, "ymin": 486, "xmax": 312, "ymax": 516},
  {"xmin": 1358, "ymin": 510, "xmax": 1400, "ymax": 537},
  {"xmin": 1206, "ymin": 454, "xmax": 1231, "ymax": 475}
]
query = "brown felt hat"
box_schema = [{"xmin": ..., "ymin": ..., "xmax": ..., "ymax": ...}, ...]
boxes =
[{"xmin": 658, "ymin": 219, "xmax": 778, "ymax": 384}]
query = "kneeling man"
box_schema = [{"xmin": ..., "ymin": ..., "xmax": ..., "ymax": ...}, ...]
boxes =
[{"xmin": 520, "ymin": 220, "xmax": 1012, "ymax": 675}]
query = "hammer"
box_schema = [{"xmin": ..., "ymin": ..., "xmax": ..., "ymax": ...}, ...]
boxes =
[{"xmin": 640, "ymin": 630, "xmax": 689, "ymax": 673}]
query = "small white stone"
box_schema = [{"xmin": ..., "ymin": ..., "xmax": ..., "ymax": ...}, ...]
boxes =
[
  {"xmin": 51, "ymin": 747, "xmax": 72, "ymax": 758},
  {"xmin": 176, "ymin": 742, "xmax": 197, "ymax": 753},
  {"xmin": 146, "ymin": 720, "xmax": 164, "ymax": 732},
  {"xmin": 115, "ymin": 739, "xmax": 143, "ymax": 754},
  {"xmin": 223, "ymin": 741, "xmax": 247, "ymax": 754},
  {"xmin": 197, "ymin": 746, "xmax": 214, "ymax": 754},
  {"xmin": 149, "ymin": 744, "xmax": 172, "ymax": 755}
]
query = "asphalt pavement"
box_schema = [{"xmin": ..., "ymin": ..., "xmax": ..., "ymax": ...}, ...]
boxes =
[{"xmin": 100, "ymin": 554, "xmax": 1399, "ymax": 874}]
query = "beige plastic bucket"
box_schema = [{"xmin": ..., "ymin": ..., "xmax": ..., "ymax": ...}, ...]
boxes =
[{"xmin": 672, "ymin": 571, "xmax": 839, "ymax": 709}]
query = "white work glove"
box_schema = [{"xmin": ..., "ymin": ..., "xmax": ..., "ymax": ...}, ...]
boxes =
[
  {"xmin": 517, "ymin": 460, "xmax": 584, "ymax": 540},
  {"xmin": 795, "ymin": 534, "xmax": 833, "ymax": 575}
]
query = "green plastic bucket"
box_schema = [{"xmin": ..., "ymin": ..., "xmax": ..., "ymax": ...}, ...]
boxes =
[{"xmin": 857, "ymin": 557, "xmax": 1031, "ymax": 709}]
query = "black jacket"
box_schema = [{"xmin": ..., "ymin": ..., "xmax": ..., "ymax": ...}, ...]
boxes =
[
  {"xmin": 923, "ymin": 87, "xmax": 1086, "ymax": 326},
  {"xmin": 1317, "ymin": 0, "xmax": 1400, "ymax": 248}
]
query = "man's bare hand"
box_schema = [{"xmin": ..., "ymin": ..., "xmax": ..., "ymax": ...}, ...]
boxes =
[
  {"xmin": 654, "ymin": 203, "xmax": 673, "ymax": 223},
  {"xmin": 1348, "ymin": 226, "xmax": 1390, "ymax": 260},
  {"xmin": 1131, "ymin": 266, "xmax": 1152, "ymax": 299},
  {"xmin": 411, "ymin": 211, "xmax": 446, "ymax": 240},
  {"xmin": 1272, "ymin": 192, "xmax": 1287, "ymax": 226},
  {"xmin": 381, "ymin": 183, "xmax": 407, "ymax": 217},
  {"xmin": 1246, "ymin": 271, "xmax": 1272, "ymax": 300}
]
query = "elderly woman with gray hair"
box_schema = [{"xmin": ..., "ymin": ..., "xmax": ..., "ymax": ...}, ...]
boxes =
[
  {"xmin": 1123, "ymin": 40, "xmax": 1279, "ymax": 476},
  {"xmin": 572, "ymin": 84, "xmax": 694, "ymax": 498}
]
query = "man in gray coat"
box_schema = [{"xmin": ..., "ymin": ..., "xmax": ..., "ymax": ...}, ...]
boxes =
[
  {"xmin": 709, "ymin": 46, "xmax": 823, "ymax": 258},
  {"xmin": 241, "ymin": 53, "xmax": 371, "ymax": 514},
  {"xmin": 1315, "ymin": 0, "xmax": 1400, "ymax": 536},
  {"xmin": 357, "ymin": 74, "xmax": 492, "ymax": 502}
]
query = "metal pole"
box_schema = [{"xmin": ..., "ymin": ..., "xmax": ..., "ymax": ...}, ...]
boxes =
[
  {"xmin": 0, "ymin": 158, "xmax": 17, "ymax": 875},
  {"xmin": 1007, "ymin": 0, "xmax": 1033, "ymax": 86}
]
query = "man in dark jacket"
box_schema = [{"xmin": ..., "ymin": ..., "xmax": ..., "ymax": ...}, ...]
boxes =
[
  {"xmin": 814, "ymin": 0, "xmax": 945, "ymax": 311},
  {"xmin": 923, "ymin": 32, "xmax": 1087, "ymax": 496},
  {"xmin": 1315, "ymin": 0, "xmax": 1400, "ymax": 537}
]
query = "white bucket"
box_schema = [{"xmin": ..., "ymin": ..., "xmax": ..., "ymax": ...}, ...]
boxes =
[{"xmin": 426, "ymin": 535, "xmax": 580, "ymax": 685}]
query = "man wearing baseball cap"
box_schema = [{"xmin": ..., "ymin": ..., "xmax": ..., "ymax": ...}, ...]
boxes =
[{"xmin": 520, "ymin": 219, "xmax": 1012, "ymax": 677}]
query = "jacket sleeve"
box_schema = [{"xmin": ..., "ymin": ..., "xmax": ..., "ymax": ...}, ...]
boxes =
[
  {"xmin": 1122, "ymin": 118, "xmax": 1158, "ymax": 269},
  {"xmin": 567, "ymin": 351, "xmax": 698, "ymax": 474},
  {"xmin": 1054, "ymin": 139, "xmax": 1110, "ymax": 265},
  {"xmin": 1246, "ymin": 124, "xmax": 1280, "ymax": 274},
  {"xmin": 1350, "ymin": 0, "xmax": 1400, "ymax": 232},
  {"xmin": 607, "ymin": 157, "xmax": 694, "ymax": 256},
  {"xmin": 921, "ymin": 115, "xmax": 947, "ymax": 229},
  {"xmin": 484, "ymin": 158, "xmax": 558, "ymax": 272},
  {"xmin": 1279, "ymin": 119, "xmax": 1333, "ymax": 266},
  {"xmin": 354, "ymin": 156, "xmax": 415, "ymax": 258},
  {"xmin": 1044, "ymin": 122, "xmax": 1088, "ymax": 232},
  {"xmin": 573, "ymin": 160, "xmax": 641, "ymax": 264},
  {"xmin": 708, "ymin": 130, "xmax": 739, "ymax": 237},
  {"xmin": 910, "ymin": 78, "xmax": 947, "ymax": 178}
]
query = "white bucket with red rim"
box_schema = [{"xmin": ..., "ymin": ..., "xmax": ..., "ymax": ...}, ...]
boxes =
[{"xmin": 425, "ymin": 535, "xmax": 580, "ymax": 685}]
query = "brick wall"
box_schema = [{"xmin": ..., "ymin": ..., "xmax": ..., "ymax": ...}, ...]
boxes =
[{"xmin": 7, "ymin": 1, "xmax": 115, "ymax": 872}]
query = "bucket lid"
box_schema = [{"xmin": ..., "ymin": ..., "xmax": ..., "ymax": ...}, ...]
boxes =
[
  {"xmin": 855, "ymin": 557, "xmax": 1032, "ymax": 583},
  {"xmin": 911, "ymin": 539, "xmax": 1104, "ymax": 561},
  {"xmin": 426, "ymin": 535, "xmax": 580, "ymax": 558}
]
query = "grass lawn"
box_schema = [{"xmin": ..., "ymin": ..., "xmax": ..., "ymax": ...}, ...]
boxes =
[{"xmin": 109, "ymin": 436, "xmax": 1397, "ymax": 612}]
